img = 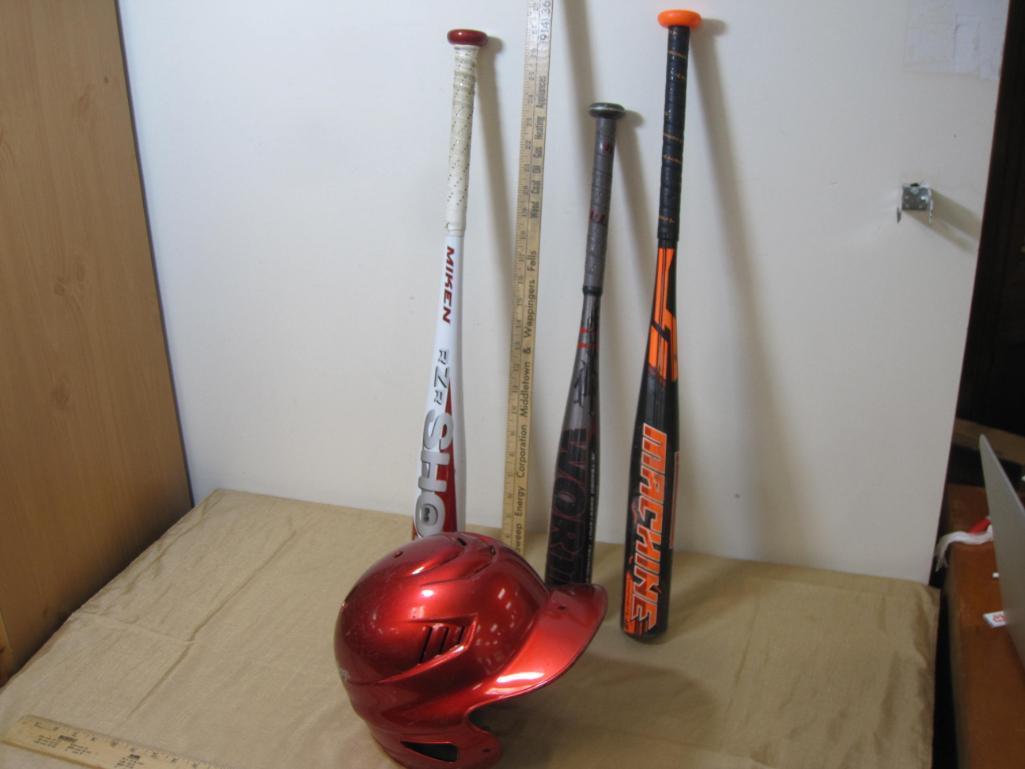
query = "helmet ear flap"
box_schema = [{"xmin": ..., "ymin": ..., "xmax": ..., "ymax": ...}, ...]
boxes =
[
  {"xmin": 401, "ymin": 741, "xmax": 459, "ymax": 763},
  {"xmin": 370, "ymin": 716, "xmax": 501, "ymax": 769}
]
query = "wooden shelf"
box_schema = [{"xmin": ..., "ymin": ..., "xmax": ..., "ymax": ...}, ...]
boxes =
[{"xmin": 943, "ymin": 485, "xmax": 1025, "ymax": 768}]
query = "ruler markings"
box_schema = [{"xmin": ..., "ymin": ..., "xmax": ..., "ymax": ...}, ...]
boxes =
[
  {"xmin": 501, "ymin": 0, "xmax": 554, "ymax": 554},
  {"xmin": 3, "ymin": 716, "xmax": 230, "ymax": 769}
]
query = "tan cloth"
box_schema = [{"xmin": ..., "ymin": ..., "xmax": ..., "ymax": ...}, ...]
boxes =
[{"xmin": 0, "ymin": 490, "xmax": 937, "ymax": 768}]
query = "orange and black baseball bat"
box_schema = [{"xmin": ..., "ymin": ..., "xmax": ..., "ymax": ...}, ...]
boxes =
[{"xmin": 622, "ymin": 9, "xmax": 700, "ymax": 639}]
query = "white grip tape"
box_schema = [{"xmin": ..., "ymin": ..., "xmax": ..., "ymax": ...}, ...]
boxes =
[{"xmin": 446, "ymin": 45, "xmax": 480, "ymax": 233}]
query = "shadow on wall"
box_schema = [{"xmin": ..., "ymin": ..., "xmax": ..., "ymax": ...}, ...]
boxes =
[
  {"xmin": 477, "ymin": 35, "xmax": 553, "ymax": 527},
  {"xmin": 930, "ymin": 190, "xmax": 983, "ymax": 252},
  {"xmin": 559, "ymin": 0, "xmax": 657, "ymax": 540},
  {"xmin": 477, "ymin": 37, "xmax": 513, "ymax": 328},
  {"xmin": 478, "ymin": 11, "xmax": 815, "ymax": 559},
  {"xmin": 897, "ymin": 190, "xmax": 983, "ymax": 252},
  {"xmin": 688, "ymin": 19, "xmax": 813, "ymax": 560},
  {"xmin": 562, "ymin": 0, "xmax": 600, "ymax": 175},
  {"xmin": 603, "ymin": 107, "xmax": 655, "ymax": 530}
]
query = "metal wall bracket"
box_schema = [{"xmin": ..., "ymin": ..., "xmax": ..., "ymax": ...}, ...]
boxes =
[{"xmin": 897, "ymin": 183, "xmax": 933, "ymax": 223}]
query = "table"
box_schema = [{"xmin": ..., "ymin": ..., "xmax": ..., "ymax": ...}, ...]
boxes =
[
  {"xmin": 944, "ymin": 484, "xmax": 1025, "ymax": 768},
  {"xmin": 0, "ymin": 490, "xmax": 939, "ymax": 768}
]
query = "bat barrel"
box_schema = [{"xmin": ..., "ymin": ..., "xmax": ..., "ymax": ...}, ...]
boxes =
[{"xmin": 583, "ymin": 103, "xmax": 624, "ymax": 295}]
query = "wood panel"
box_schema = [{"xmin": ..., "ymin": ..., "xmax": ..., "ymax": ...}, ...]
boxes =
[
  {"xmin": 952, "ymin": 418, "xmax": 1025, "ymax": 468},
  {"xmin": 0, "ymin": 609, "xmax": 12, "ymax": 682},
  {"xmin": 0, "ymin": 0, "xmax": 191, "ymax": 682},
  {"xmin": 944, "ymin": 485, "xmax": 1025, "ymax": 769}
]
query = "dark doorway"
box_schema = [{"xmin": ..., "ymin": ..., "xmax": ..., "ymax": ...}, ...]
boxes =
[
  {"xmin": 957, "ymin": 0, "xmax": 1025, "ymax": 437},
  {"xmin": 938, "ymin": 6, "xmax": 1024, "ymax": 769}
]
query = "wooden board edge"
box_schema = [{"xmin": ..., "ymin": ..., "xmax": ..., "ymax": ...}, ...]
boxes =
[
  {"xmin": 952, "ymin": 417, "xmax": 1025, "ymax": 468},
  {"xmin": 0, "ymin": 605, "xmax": 13, "ymax": 685}
]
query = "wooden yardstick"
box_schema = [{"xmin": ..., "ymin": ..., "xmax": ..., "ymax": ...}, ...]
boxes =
[{"xmin": 501, "ymin": 0, "xmax": 555, "ymax": 553}]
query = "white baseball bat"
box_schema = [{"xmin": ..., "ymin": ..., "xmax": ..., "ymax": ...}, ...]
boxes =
[{"xmin": 414, "ymin": 29, "xmax": 487, "ymax": 537}]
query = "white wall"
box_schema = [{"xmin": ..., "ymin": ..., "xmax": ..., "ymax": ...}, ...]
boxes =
[{"xmin": 120, "ymin": 0, "xmax": 1006, "ymax": 582}]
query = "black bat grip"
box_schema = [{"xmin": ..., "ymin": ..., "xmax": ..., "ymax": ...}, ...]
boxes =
[
  {"xmin": 583, "ymin": 103, "xmax": 624, "ymax": 295},
  {"xmin": 657, "ymin": 24, "xmax": 691, "ymax": 247}
]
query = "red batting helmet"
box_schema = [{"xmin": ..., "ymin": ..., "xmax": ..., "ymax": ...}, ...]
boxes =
[{"xmin": 334, "ymin": 531, "xmax": 606, "ymax": 769}]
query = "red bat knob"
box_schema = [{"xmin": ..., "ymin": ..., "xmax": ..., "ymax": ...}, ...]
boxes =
[{"xmin": 447, "ymin": 29, "xmax": 488, "ymax": 47}]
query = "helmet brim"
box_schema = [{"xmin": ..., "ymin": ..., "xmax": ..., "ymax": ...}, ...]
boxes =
[{"xmin": 476, "ymin": 582, "xmax": 608, "ymax": 702}]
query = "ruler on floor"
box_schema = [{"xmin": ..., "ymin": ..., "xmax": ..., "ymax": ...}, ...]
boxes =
[
  {"xmin": 501, "ymin": 0, "xmax": 554, "ymax": 554},
  {"xmin": 3, "ymin": 715, "xmax": 228, "ymax": 769}
]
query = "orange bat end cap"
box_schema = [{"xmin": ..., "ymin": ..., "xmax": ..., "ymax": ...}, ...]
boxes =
[
  {"xmin": 658, "ymin": 10, "xmax": 702, "ymax": 29},
  {"xmin": 447, "ymin": 29, "xmax": 488, "ymax": 47}
]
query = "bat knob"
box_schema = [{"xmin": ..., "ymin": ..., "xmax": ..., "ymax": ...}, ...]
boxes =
[
  {"xmin": 447, "ymin": 29, "xmax": 488, "ymax": 47},
  {"xmin": 588, "ymin": 102, "xmax": 625, "ymax": 120},
  {"xmin": 657, "ymin": 9, "xmax": 702, "ymax": 28}
]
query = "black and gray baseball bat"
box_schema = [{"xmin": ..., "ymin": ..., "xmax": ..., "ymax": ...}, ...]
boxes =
[{"xmin": 544, "ymin": 102, "xmax": 625, "ymax": 586}]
